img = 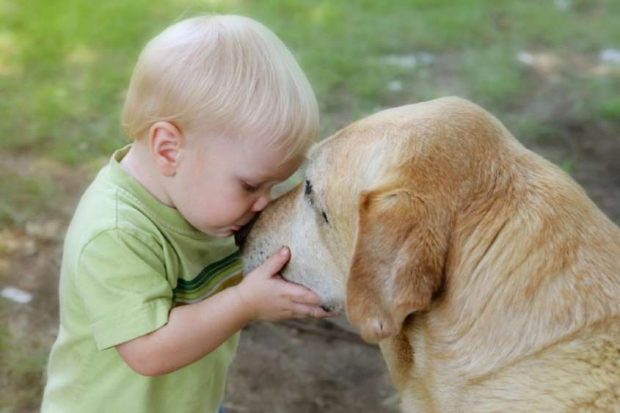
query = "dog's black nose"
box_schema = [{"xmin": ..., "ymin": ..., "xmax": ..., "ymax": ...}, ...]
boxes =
[{"xmin": 234, "ymin": 214, "xmax": 260, "ymax": 248}]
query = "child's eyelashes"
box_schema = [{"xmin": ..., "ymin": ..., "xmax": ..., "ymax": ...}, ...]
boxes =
[{"xmin": 241, "ymin": 181, "xmax": 260, "ymax": 192}]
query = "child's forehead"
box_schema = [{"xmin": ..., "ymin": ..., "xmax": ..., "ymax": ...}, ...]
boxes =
[
  {"xmin": 192, "ymin": 125, "xmax": 307, "ymax": 176},
  {"xmin": 237, "ymin": 142, "xmax": 304, "ymax": 180},
  {"xmin": 229, "ymin": 129, "xmax": 304, "ymax": 161}
]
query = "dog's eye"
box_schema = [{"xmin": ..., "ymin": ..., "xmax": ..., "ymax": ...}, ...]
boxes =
[
  {"xmin": 304, "ymin": 180, "xmax": 315, "ymax": 206},
  {"xmin": 321, "ymin": 210, "xmax": 329, "ymax": 224}
]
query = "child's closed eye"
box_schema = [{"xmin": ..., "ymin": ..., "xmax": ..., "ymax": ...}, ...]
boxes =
[{"xmin": 241, "ymin": 181, "xmax": 260, "ymax": 192}]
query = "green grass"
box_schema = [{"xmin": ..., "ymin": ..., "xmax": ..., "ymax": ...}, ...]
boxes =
[
  {"xmin": 0, "ymin": 302, "xmax": 50, "ymax": 412},
  {"xmin": 0, "ymin": 0, "xmax": 617, "ymax": 219},
  {"xmin": 2, "ymin": 0, "xmax": 618, "ymax": 167},
  {"xmin": 599, "ymin": 97, "xmax": 620, "ymax": 121},
  {"xmin": 0, "ymin": 168, "xmax": 56, "ymax": 225},
  {"xmin": 0, "ymin": 1, "xmax": 618, "ymax": 223}
]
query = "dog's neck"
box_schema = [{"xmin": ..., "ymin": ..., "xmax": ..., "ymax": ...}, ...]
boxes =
[{"xmin": 427, "ymin": 152, "xmax": 620, "ymax": 378}]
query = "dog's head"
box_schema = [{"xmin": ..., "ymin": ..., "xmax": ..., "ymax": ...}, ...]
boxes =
[{"xmin": 240, "ymin": 97, "xmax": 520, "ymax": 343}]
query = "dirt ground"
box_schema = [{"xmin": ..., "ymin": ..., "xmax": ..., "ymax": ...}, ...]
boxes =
[
  {"xmin": 227, "ymin": 320, "xmax": 398, "ymax": 413},
  {"xmin": 0, "ymin": 119, "xmax": 618, "ymax": 412}
]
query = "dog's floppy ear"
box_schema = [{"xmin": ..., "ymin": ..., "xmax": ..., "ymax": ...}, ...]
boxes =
[{"xmin": 346, "ymin": 184, "xmax": 448, "ymax": 343}]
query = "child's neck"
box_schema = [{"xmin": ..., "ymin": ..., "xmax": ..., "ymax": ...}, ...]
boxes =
[{"xmin": 120, "ymin": 143, "xmax": 174, "ymax": 207}]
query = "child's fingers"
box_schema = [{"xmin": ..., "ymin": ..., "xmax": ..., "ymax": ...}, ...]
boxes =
[
  {"xmin": 290, "ymin": 303, "xmax": 333, "ymax": 319},
  {"xmin": 254, "ymin": 247, "xmax": 290, "ymax": 278},
  {"xmin": 281, "ymin": 283, "xmax": 321, "ymax": 305},
  {"xmin": 265, "ymin": 262, "xmax": 322, "ymax": 304}
]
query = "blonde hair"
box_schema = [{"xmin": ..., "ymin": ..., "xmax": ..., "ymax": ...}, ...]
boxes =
[{"xmin": 122, "ymin": 15, "xmax": 319, "ymax": 162}]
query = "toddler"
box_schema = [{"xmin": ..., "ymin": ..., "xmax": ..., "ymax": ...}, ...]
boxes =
[{"xmin": 41, "ymin": 14, "xmax": 330, "ymax": 413}]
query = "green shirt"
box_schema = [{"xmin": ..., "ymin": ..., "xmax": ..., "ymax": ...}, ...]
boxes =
[{"xmin": 41, "ymin": 146, "xmax": 242, "ymax": 413}]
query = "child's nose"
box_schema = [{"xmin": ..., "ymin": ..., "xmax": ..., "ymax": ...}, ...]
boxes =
[{"xmin": 251, "ymin": 194, "xmax": 270, "ymax": 212}]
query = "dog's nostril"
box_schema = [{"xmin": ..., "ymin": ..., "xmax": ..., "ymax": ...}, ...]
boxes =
[
  {"xmin": 234, "ymin": 214, "xmax": 260, "ymax": 248},
  {"xmin": 320, "ymin": 305, "xmax": 331, "ymax": 312}
]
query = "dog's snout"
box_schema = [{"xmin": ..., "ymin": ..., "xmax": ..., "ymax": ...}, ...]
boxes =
[{"xmin": 234, "ymin": 214, "xmax": 260, "ymax": 248}]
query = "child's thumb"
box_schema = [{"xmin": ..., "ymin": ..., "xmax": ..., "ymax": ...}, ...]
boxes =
[{"xmin": 258, "ymin": 247, "xmax": 290, "ymax": 277}]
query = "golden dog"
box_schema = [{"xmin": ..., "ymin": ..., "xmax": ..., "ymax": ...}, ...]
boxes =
[{"xmin": 239, "ymin": 97, "xmax": 620, "ymax": 412}]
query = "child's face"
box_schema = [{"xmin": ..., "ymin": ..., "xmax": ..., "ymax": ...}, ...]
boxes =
[{"xmin": 166, "ymin": 133, "xmax": 302, "ymax": 237}]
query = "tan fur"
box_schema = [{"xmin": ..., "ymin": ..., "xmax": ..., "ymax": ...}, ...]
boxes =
[{"xmin": 241, "ymin": 97, "xmax": 620, "ymax": 412}]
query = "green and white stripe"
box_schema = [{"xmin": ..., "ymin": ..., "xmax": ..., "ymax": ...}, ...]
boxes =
[{"xmin": 174, "ymin": 251, "xmax": 243, "ymax": 304}]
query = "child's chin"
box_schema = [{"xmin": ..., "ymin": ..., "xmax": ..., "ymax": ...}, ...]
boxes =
[
  {"xmin": 216, "ymin": 229, "xmax": 235, "ymax": 238},
  {"xmin": 200, "ymin": 227, "xmax": 233, "ymax": 238}
]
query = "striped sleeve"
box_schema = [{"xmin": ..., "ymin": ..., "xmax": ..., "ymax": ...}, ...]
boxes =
[{"xmin": 173, "ymin": 250, "xmax": 243, "ymax": 304}]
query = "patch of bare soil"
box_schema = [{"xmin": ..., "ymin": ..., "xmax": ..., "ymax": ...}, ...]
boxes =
[{"xmin": 227, "ymin": 320, "xmax": 398, "ymax": 413}]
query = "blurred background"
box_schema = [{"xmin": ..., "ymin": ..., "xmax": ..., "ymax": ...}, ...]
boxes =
[{"xmin": 1, "ymin": 1, "xmax": 618, "ymax": 412}]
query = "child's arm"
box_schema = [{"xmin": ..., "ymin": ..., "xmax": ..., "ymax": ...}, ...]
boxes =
[{"xmin": 116, "ymin": 247, "xmax": 330, "ymax": 376}]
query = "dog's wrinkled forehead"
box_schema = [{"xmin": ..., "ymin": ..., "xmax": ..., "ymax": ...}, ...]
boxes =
[{"xmin": 305, "ymin": 133, "xmax": 392, "ymax": 198}]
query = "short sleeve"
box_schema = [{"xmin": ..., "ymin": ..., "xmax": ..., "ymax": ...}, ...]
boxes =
[{"xmin": 75, "ymin": 229, "xmax": 173, "ymax": 350}]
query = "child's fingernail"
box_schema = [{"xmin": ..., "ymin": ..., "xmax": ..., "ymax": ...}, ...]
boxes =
[{"xmin": 279, "ymin": 247, "xmax": 289, "ymax": 256}]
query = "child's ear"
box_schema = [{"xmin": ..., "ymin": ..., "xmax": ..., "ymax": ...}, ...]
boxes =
[{"xmin": 148, "ymin": 121, "xmax": 184, "ymax": 176}]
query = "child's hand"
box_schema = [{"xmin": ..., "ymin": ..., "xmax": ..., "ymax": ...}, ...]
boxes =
[{"xmin": 235, "ymin": 247, "xmax": 333, "ymax": 322}]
